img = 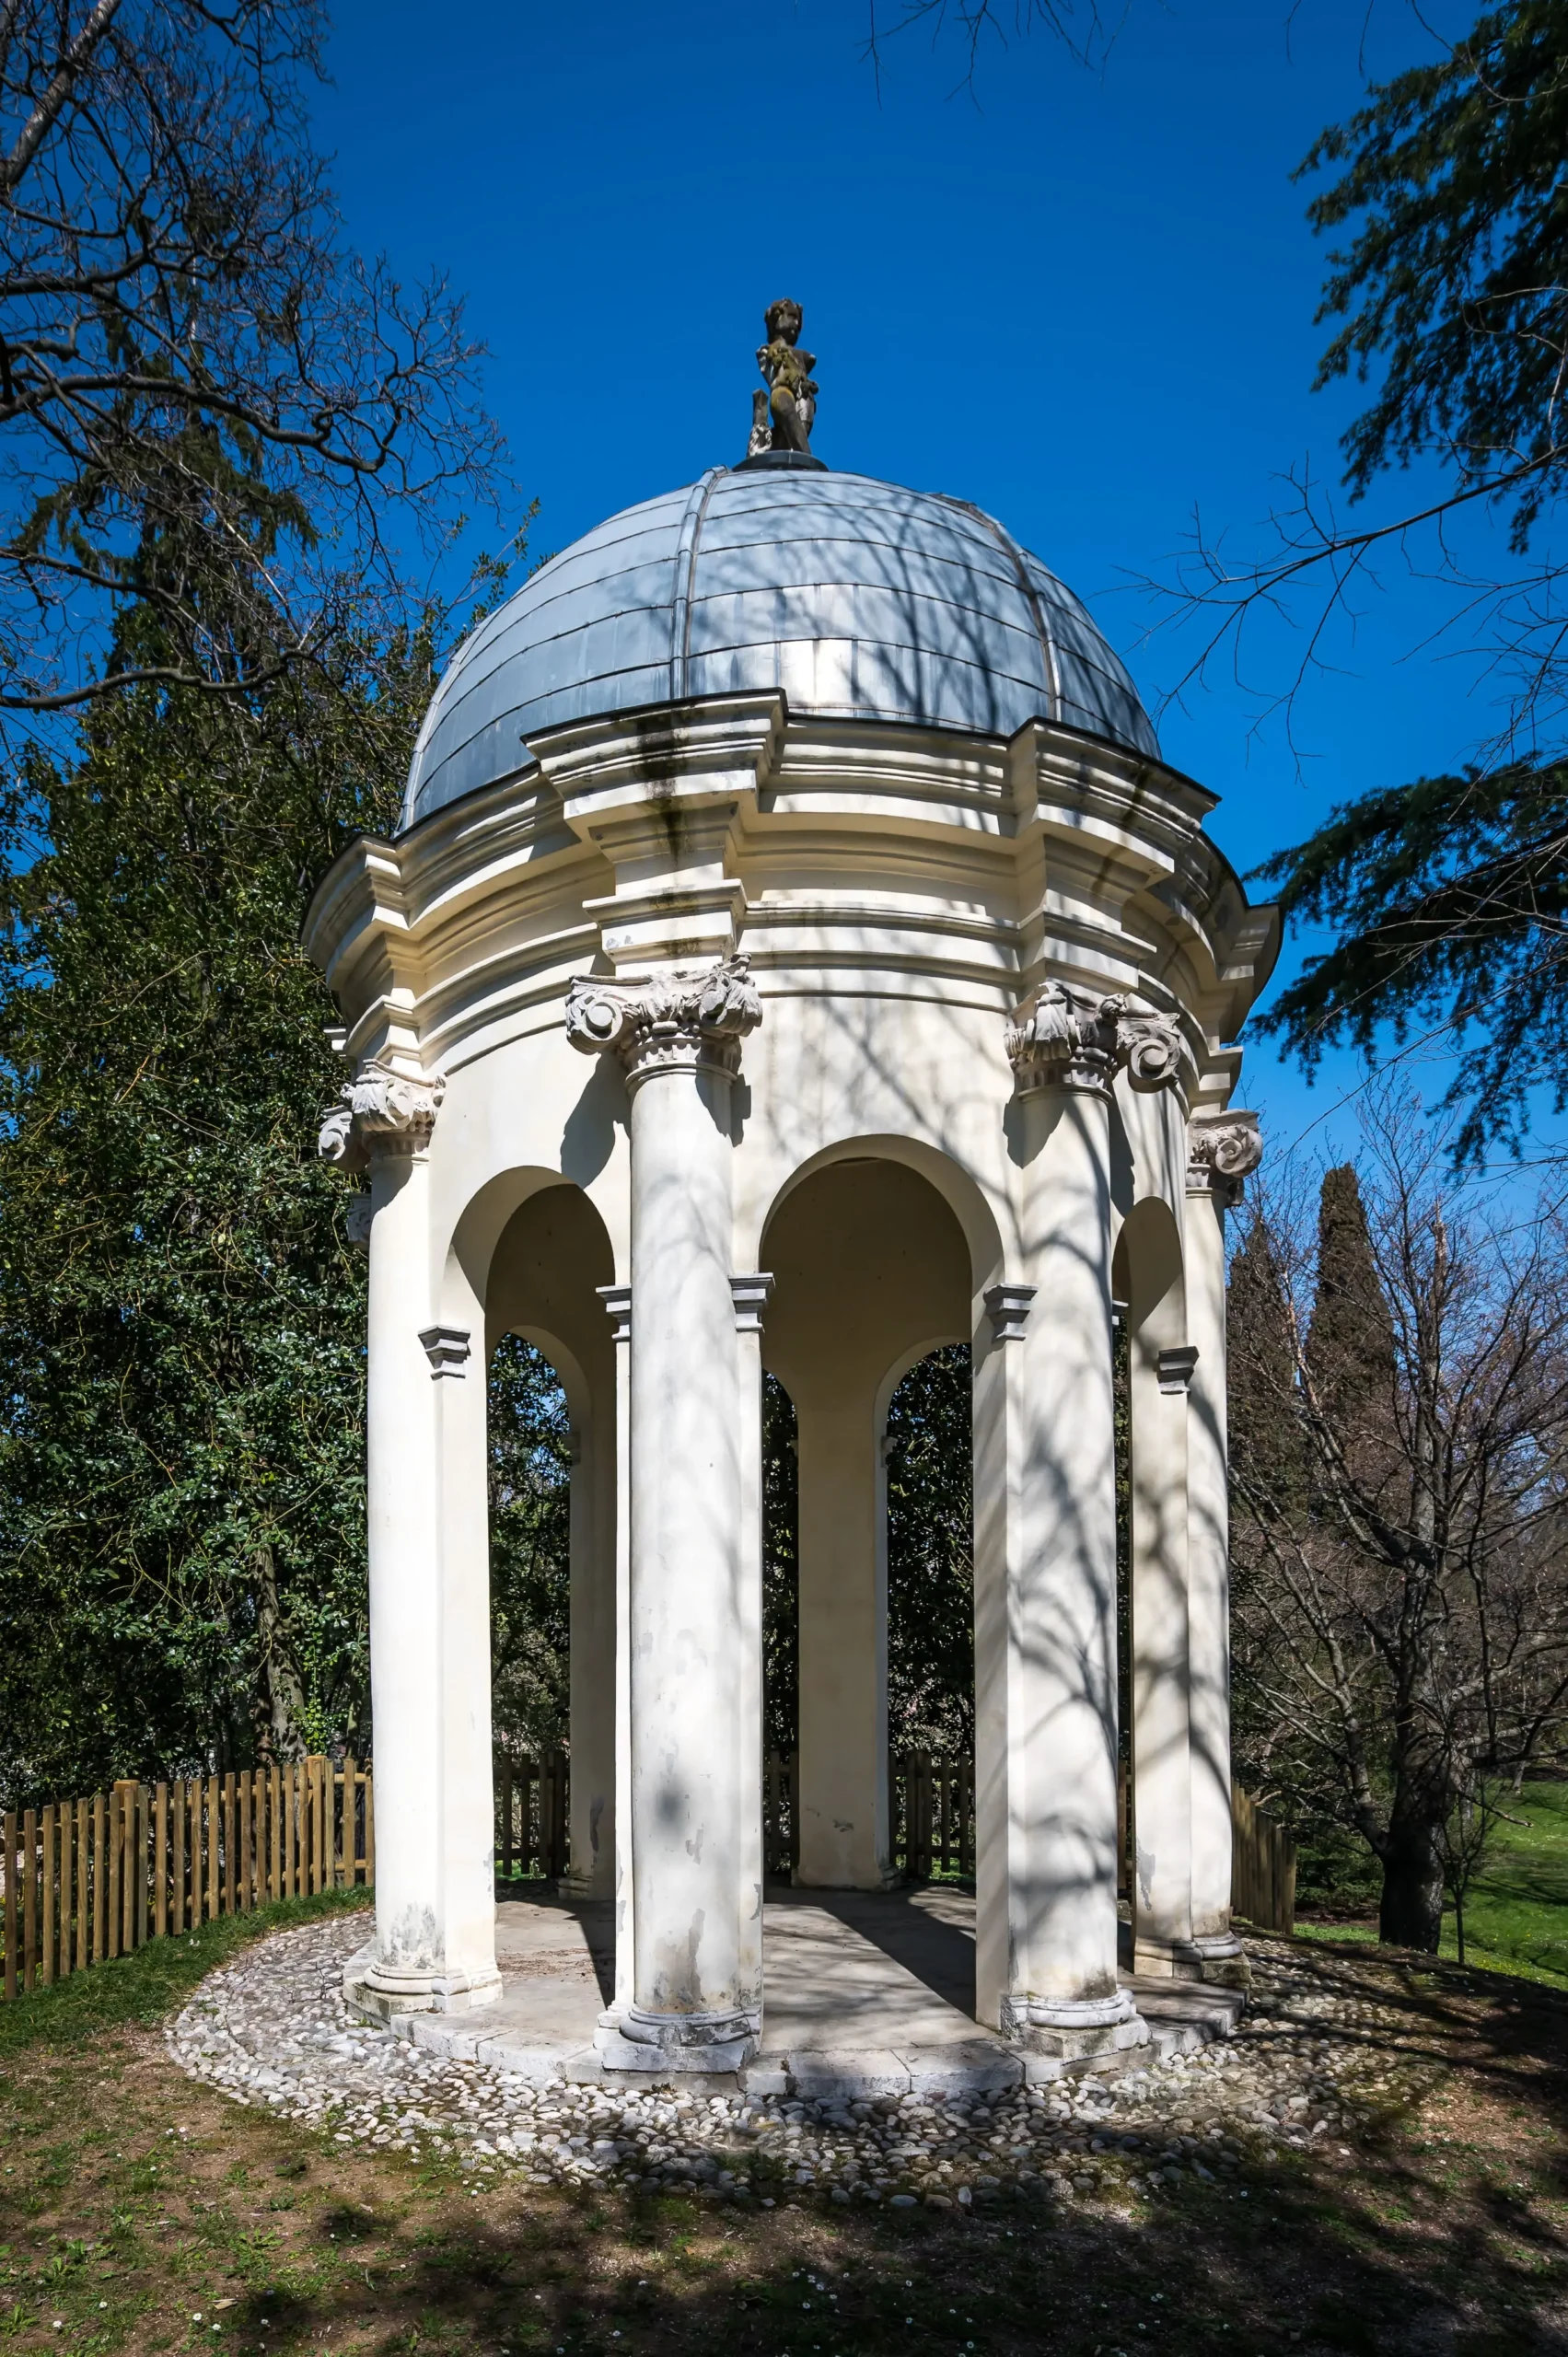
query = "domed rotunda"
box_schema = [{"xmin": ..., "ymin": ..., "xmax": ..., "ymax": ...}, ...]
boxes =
[{"xmin": 307, "ymin": 324, "xmax": 1278, "ymax": 2087}]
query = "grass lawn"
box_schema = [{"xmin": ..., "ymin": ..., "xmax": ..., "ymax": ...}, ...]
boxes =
[
  {"xmin": 1298, "ymin": 1783, "xmax": 1568, "ymax": 1991},
  {"xmin": 6, "ymin": 1898, "xmax": 1568, "ymax": 2354}
]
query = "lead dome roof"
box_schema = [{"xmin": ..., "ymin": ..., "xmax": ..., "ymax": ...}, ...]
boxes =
[{"xmin": 401, "ymin": 465, "xmax": 1159, "ymax": 832}]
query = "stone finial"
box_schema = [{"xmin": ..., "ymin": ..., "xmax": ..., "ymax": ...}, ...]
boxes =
[
  {"xmin": 1005, "ymin": 979, "xmax": 1123, "ymax": 1095},
  {"xmin": 564, "ymin": 953, "xmax": 763, "ymax": 1085},
  {"xmin": 1187, "ymin": 1112, "xmax": 1262, "ymax": 1206},
  {"xmin": 753, "ymin": 298, "xmax": 818, "ymax": 457},
  {"xmin": 319, "ymin": 1058, "xmax": 445, "ymax": 1173}
]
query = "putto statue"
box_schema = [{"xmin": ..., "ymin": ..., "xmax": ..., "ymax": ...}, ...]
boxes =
[{"xmin": 749, "ymin": 297, "xmax": 818, "ymax": 458}]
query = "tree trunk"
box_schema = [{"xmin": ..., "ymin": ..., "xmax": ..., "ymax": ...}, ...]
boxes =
[{"xmin": 1378, "ymin": 1818, "xmax": 1445, "ymax": 1951}]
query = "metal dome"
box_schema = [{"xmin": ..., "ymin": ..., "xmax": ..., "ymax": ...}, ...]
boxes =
[{"xmin": 401, "ymin": 466, "xmax": 1159, "ymax": 832}]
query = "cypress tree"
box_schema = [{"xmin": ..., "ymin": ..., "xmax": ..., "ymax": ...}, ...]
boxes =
[{"xmin": 1306, "ymin": 1165, "xmax": 1397, "ymax": 1418}]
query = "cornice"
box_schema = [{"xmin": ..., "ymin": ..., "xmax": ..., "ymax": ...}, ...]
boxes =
[{"xmin": 300, "ymin": 695, "xmax": 1280, "ymax": 1072}]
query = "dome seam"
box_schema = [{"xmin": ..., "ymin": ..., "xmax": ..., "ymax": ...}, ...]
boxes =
[
  {"xmin": 942, "ymin": 495, "xmax": 1063, "ymax": 729},
  {"xmin": 670, "ymin": 466, "xmax": 726, "ymax": 701}
]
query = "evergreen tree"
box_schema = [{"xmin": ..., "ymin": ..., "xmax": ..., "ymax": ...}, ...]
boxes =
[
  {"xmin": 1306, "ymin": 1166, "xmax": 1397, "ymax": 1416},
  {"xmin": 0, "ymin": 644, "xmax": 429, "ymax": 1808}
]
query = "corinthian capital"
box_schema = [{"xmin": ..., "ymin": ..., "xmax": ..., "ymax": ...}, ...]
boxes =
[
  {"xmin": 1005, "ymin": 979, "xmax": 1123, "ymax": 1095},
  {"xmin": 1116, "ymin": 1005, "xmax": 1188, "ymax": 1096},
  {"xmin": 319, "ymin": 1058, "xmax": 446, "ymax": 1173},
  {"xmin": 1186, "ymin": 1111, "xmax": 1262, "ymax": 1206},
  {"xmin": 564, "ymin": 953, "xmax": 763, "ymax": 1084}
]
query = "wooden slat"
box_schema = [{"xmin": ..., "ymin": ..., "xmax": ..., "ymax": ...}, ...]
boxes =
[
  {"xmin": 21, "ymin": 1807, "xmax": 37, "ymax": 1991},
  {"xmin": 3, "ymin": 1809, "xmax": 16, "ymax": 2001},
  {"xmin": 55, "ymin": 1804, "xmax": 71, "ymax": 1981},
  {"xmin": 269, "ymin": 1764, "xmax": 281, "ymax": 1901},
  {"xmin": 317, "ymin": 1756, "xmax": 329, "ymax": 1893},
  {"xmin": 365, "ymin": 1761, "xmax": 375, "ymax": 1887},
  {"xmin": 136, "ymin": 1786, "xmax": 149, "ymax": 1949},
  {"xmin": 41, "ymin": 1804, "xmax": 56, "ymax": 1986},
  {"xmin": 154, "ymin": 1784, "xmax": 168, "ymax": 1939},
  {"xmin": 203, "ymin": 1772, "xmax": 216, "ymax": 1922},
  {"xmin": 92, "ymin": 1790, "xmax": 107, "ymax": 1961},
  {"xmin": 106, "ymin": 1790, "xmax": 122, "ymax": 1959},
  {"xmin": 172, "ymin": 1780, "xmax": 186, "ymax": 1934},
  {"xmin": 341, "ymin": 1758, "xmax": 355, "ymax": 1887},
  {"xmin": 75, "ymin": 1797, "xmax": 89, "ymax": 1970},
  {"xmin": 238, "ymin": 1771, "xmax": 252, "ymax": 1912}
]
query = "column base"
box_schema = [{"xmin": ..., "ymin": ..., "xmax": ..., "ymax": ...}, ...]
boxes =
[
  {"xmin": 594, "ymin": 2003, "xmax": 761, "ymax": 2074},
  {"xmin": 343, "ymin": 1944, "xmax": 504, "ymax": 2023},
  {"xmin": 1133, "ymin": 1929, "xmax": 1250, "ymax": 1986},
  {"xmin": 1179, "ymin": 1931, "xmax": 1251, "ymax": 1989},
  {"xmin": 557, "ymin": 1870, "xmax": 614, "ymax": 1902},
  {"xmin": 1000, "ymin": 1985, "xmax": 1150, "ymax": 2063}
]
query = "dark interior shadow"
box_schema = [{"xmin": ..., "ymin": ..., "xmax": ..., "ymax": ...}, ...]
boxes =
[{"xmin": 766, "ymin": 1880, "xmax": 978, "ymax": 2017}]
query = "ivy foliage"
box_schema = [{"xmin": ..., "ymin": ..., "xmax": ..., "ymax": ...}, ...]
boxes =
[
  {"xmin": 0, "ymin": 644, "xmax": 430, "ymax": 1810},
  {"xmin": 488, "ymin": 1335, "xmax": 572, "ymax": 1760}
]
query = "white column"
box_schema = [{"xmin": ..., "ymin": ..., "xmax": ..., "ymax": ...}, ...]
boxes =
[
  {"xmin": 563, "ymin": 1399, "xmax": 617, "ymax": 1900},
  {"xmin": 319, "ymin": 1061, "xmax": 500, "ymax": 2017},
  {"xmin": 567, "ymin": 958, "xmax": 763, "ymax": 2072},
  {"xmin": 597, "ymin": 1283, "xmax": 635, "ymax": 2016},
  {"xmin": 1181, "ymin": 1113, "xmax": 1261, "ymax": 1985},
  {"xmin": 732, "ymin": 1275, "xmax": 772, "ymax": 2014},
  {"xmin": 976, "ymin": 983, "xmax": 1146, "ymax": 2063},
  {"xmin": 1129, "ymin": 1286, "xmax": 1196, "ymax": 1978}
]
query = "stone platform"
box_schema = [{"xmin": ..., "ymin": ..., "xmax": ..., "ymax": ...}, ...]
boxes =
[{"xmin": 364, "ymin": 1885, "xmax": 1246, "ymax": 2099}]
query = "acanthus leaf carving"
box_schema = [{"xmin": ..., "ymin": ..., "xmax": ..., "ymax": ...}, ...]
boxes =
[
  {"xmin": 318, "ymin": 1058, "xmax": 446, "ymax": 1174},
  {"xmin": 1187, "ymin": 1112, "xmax": 1262, "ymax": 1205},
  {"xmin": 564, "ymin": 952, "xmax": 762, "ymax": 1084},
  {"xmin": 1116, "ymin": 1005, "xmax": 1187, "ymax": 1094},
  {"xmin": 1004, "ymin": 979, "xmax": 1123, "ymax": 1096}
]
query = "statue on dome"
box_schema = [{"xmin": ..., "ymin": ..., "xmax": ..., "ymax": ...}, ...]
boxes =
[{"xmin": 750, "ymin": 298, "xmax": 818, "ymax": 457}]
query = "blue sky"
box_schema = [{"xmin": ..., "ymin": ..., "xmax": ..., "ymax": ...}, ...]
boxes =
[{"xmin": 314, "ymin": 0, "xmax": 1528, "ymax": 1173}]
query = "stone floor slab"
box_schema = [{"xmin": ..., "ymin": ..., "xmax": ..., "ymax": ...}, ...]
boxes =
[{"xmin": 379, "ymin": 1887, "xmax": 1246, "ymax": 2096}]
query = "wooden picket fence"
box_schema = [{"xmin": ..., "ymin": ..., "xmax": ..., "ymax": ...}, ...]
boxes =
[
  {"xmin": 2, "ymin": 1756, "xmax": 373, "ymax": 2000},
  {"xmin": 764, "ymin": 1748, "xmax": 798, "ymax": 1878},
  {"xmin": 891, "ymin": 1751, "xmax": 974, "ymax": 1879},
  {"xmin": 1231, "ymin": 1782, "xmax": 1297, "ymax": 1934},
  {"xmin": 495, "ymin": 1748, "xmax": 569, "ymax": 1883}
]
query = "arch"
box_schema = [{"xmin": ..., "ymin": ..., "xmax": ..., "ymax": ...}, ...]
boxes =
[
  {"xmin": 760, "ymin": 1155, "xmax": 971, "ymax": 1890},
  {"xmin": 478, "ymin": 1180, "xmax": 620, "ymax": 1907},
  {"xmin": 751, "ymin": 1132, "xmax": 1007, "ymax": 1311}
]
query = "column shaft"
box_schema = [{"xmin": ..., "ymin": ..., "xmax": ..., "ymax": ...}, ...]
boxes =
[
  {"xmin": 355, "ymin": 1149, "xmax": 499, "ymax": 2014},
  {"xmin": 619, "ymin": 1062, "xmax": 757, "ymax": 2065},
  {"xmin": 977, "ymin": 1073, "xmax": 1146, "ymax": 2061},
  {"xmin": 1185, "ymin": 1175, "xmax": 1247, "ymax": 1978}
]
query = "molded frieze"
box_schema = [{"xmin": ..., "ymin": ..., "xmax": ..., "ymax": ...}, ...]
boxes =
[{"xmin": 563, "ymin": 952, "xmax": 763, "ymax": 1085}]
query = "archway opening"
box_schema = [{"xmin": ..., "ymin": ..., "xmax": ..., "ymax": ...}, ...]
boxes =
[
  {"xmin": 488, "ymin": 1334, "xmax": 571, "ymax": 1888},
  {"xmin": 760, "ymin": 1154, "xmax": 970, "ymax": 1892},
  {"xmin": 483, "ymin": 1182, "xmax": 616, "ymax": 1904}
]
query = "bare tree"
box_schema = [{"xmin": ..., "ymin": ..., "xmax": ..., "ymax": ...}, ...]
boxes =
[
  {"xmin": 1228, "ymin": 1086, "xmax": 1568, "ymax": 1951},
  {"xmin": 861, "ymin": 0, "xmax": 1124, "ymax": 93},
  {"xmin": 0, "ymin": 0, "xmax": 502, "ymax": 714}
]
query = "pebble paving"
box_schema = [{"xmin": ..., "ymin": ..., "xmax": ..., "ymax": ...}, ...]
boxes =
[{"xmin": 168, "ymin": 1917, "xmax": 1414, "ymax": 2213}]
